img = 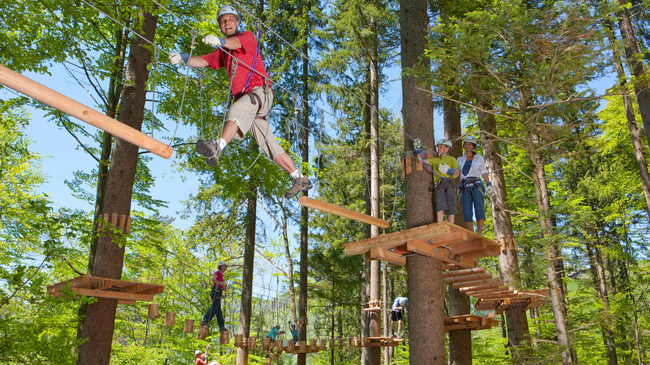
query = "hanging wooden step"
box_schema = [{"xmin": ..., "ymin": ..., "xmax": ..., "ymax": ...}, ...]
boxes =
[
  {"xmin": 298, "ymin": 196, "xmax": 389, "ymax": 228},
  {"xmin": 365, "ymin": 336, "xmax": 405, "ymax": 347},
  {"xmin": 444, "ymin": 313, "xmax": 499, "ymax": 332},
  {"xmin": 345, "ymin": 222, "xmax": 500, "ymax": 268},
  {"xmin": 46, "ymin": 275, "xmax": 164, "ymax": 304}
]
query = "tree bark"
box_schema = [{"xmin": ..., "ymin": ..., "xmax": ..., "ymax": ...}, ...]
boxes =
[
  {"xmin": 297, "ymin": 30, "xmax": 310, "ymax": 365},
  {"xmin": 401, "ymin": 0, "xmax": 446, "ymax": 363},
  {"xmin": 444, "ymin": 79, "xmax": 472, "ymax": 365},
  {"xmin": 616, "ymin": 0, "xmax": 650, "ymax": 148},
  {"xmin": 526, "ymin": 130, "xmax": 574, "ymax": 364},
  {"xmin": 478, "ymin": 100, "xmax": 531, "ymax": 350},
  {"xmin": 236, "ymin": 181, "xmax": 258, "ymax": 365},
  {"xmin": 605, "ymin": 20, "xmax": 650, "ymax": 220},
  {"xmin": 77, "ymin": 10, "xmax": 157, "ymax": 365}
]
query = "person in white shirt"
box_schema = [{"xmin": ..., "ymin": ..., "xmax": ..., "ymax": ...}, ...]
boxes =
[{"xmin": 456, "ymin": 137, "xmax": 493, "ymax": 235}]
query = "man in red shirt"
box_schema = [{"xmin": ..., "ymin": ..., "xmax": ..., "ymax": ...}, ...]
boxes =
[
  {"xmin": 200, "ymin": 261, "xmax": 228, "ymax": 331},
  {"xmin": 169, "ymin": 5, "xmax": 312, "ymax": 199}
]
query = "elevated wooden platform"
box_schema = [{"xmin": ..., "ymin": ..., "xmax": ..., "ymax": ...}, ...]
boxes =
[
  {"xmin": 365, "ymin": 336, "xmax": 404, "ymax": 347},
  {"xmin": 345, "ymin": 222, "xmax": 500, "ymax": 268},
  {"xmin": 444, "ymin": 313, "xmax": 499, "ymax": 332},
  {"xmin": 46, "ymin": 275, "xmax": 164, "ymax": 304},
  {"xmin": 474, "ymin": 289, "xmax": 550, "ymax": 313}
]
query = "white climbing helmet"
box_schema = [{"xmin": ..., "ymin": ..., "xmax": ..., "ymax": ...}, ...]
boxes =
[
  {"xmin": 462, "ymin": 136, "xmax": 478, "ymax": 146},
  {"xmin": 399, "ymin": 298, "xmax": 408, "ymax": 307},
  {"xmin": 217, "ymin": 5, "xmax": 239, "ymax": 21},
  {"xmin": 195, "ymin": 350, "xmax": 202, "ymax": 356},
  {"xmin": 218, "ymin": 261, "xmax": 227, "ymax": 269},
  {"xmin": 436, "ymin": 139, "xmax": 452, "ymax": 148}
]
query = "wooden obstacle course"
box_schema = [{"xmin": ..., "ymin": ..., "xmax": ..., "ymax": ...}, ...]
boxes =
[
  {"xmin": 0, "ymin": 64, "xmax": 173, "ymax": 159},
  {"xmin": 363, "ymin": 300, "xmax": 382, "ymax": 312},
  {"xmin": 298, "ymin": 196, "xmax": 389, "ymax": 228},
  {"xmin": 444, "ymin": 313, "xmax": 499, "ymax": 332},
  {"xmin": 46, "ymin": 275, "xmax": 164, "ymax": 304},
  {"xmin": 345, "ymin": 222, "xmax": 500, "ymax": 268},
  {"xmin": 474, "ymin": 289, "xmax": 550, "ymax": 313}
]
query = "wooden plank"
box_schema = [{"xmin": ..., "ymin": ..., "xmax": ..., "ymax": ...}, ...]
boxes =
[
  {"xmin": 460, "ymin": 246, "xmax": 502, "ymax": 259},
  {"xmin": 369, "ymin": 247, "xmax": 406, "ymax": 266},
  {"xmin": 464, "ymin": 286, "xmax": 510, "ymax": 296},
  {"xmin": 0, "ymin": 64, "xmax": 173, "ymax": 159},
  {"xmin": 458, "ymin": 283, "xmax": 502, "ymax": 292},
  {"xmin": 445, "ymin": 272, "xmax": 493, "ymax": 284},
  {"xmin": 404, "ymin": 240, "xmax": 476, "ymax": 268},
  {"xmin": 299, "ymin": 196, "xmax": 389, "ymax": 228},
  {"xmin": 451, "ymin": 278, "xmax": 499, "ymax": 289},
  {"xmin": 449, "ymin": 239, "xmax": 486, "ymax": 254},
  {"xmin": 73, "ymin": 287, "xmax": 154, "ymax": 302},
  {"xmin": 442, "ymin": 267, "xmax": 486, "ymax": 278}
]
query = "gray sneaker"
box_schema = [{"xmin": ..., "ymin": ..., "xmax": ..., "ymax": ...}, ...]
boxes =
[
  {"xmin": 195, "ymin": 139, "xmax": 221, "ymax": 167},
  {"xmin": 284, "ymin": 176, "xmax": 312, "ymax": 198}
]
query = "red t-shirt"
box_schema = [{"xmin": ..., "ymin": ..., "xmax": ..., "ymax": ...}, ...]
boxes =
[
  {"xmin": 213, "ymin": 270, "xmax": 225, "ymax": 290},
  {"xmin": 196, "ymin": 356, "xmax": 206, "ymax": 365},
  {"xmin": 201, "ymin": 31, "xmax": 271, "ymax": 97}
]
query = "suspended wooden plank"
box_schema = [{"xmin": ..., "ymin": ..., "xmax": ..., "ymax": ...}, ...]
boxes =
[
  {"xmin": 444, "ymin": 272, "xmax": 493, "ymax": 284},
  {"xmin": 442, "ymin": 267, "xmax": 487, "ymax": 278},
  {"xmin": 298, "ymin": 196, "xmax": 389, "ymax": 228},
  {"xmin": 164, "ymin": 311, "xmax": 176, "ymax": 327},
  {"xmin": 365, "ymin": 336, "xmax": 404, "ymax": 347},
  {"xmin": 197, "ymin": 325, "xmax": 209, "ymax": 340},
  {"xmin": 148, "ymin": 303, "xmax": 160, "ymax": 319},
  {"xmin": 46, "ymin": 275, "xmax": 164, "ymax": 302},
  {"xmin": 0, "ymin": 64, "xmax": 173, "ymax": 159},
  {"xmin": 183, "ymin": 319, "xmax": 194, "ymax": 333},
  {"xmin": 444, "ymin": 314, "xmax": 499, "ymax": 332}
]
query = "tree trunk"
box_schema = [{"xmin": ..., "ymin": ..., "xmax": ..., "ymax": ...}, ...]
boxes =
[
  {"xmin": 297, "ymin": 32, "xmax": 310, "ymax": 365},
  {"xmin": 236, "ymin": 181, "xmax": 258, "ymax": 365},
  {"xmin": 444, "ymin": 80, "xmax": 472, "ymax": 365},
  {"xmin": 400, "ymin": 0, "xmax": 445, "ymax": 363},
  {"xmin": 478, "ymin": 100, "xmax": 530, "ymax": 350},
  {"xmin": 584, "ymin": 230, "xmax": 617, "ymax": 365},
  {"xmin": 526, "ymin": 130, "xmax": 574, "ymax": 364},
  {"xmin": 364, "ymin": 13, "xmax": 381, "ymax": 365},
  {"xmin": 616, "ymin": 0, "xmax": 650, "ymax": 148},
  {"xmin": 605, "ymin": 20, "xmax": 650, "ymax": 220},
  {"xmin": 77, "ymin": 10, "xmax": 157, "ymax": 365}
]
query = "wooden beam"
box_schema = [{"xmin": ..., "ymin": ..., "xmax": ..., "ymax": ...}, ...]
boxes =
[
  {"xmin": 458, "ymin": 282, "xmax": 502, "ymax": 292},
  {"xmin": 298, "ymin": 196, "xmax": 389, "ymax": 228},
  {"xmin": 368, "ymin": 247, "xmax": 406, "ymax": 266},
  {"xmin": 444, "ymin": 272, "xmax": 493, "ymax": 284},
  {"xmin": 442, "ymin": 267, "xmax": 486, "ymax": 278},
  {"xmin": 404, "ymin": 240, "xmax": 476, "ymax": 268},
  {"xmin": 0, "ymin": 64, "xmax": 173, "ymax": 159},
  {"xmin": 451, "ymin": 278, "xmax": 500, "ymax": 289}
]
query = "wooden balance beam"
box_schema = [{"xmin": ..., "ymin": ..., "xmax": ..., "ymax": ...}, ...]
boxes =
[
  {"xmin": 298, "ymin": 196, "xmax": 389, "ymax": 228},
  {"xmin": 0, "ymin": 64, "xmax": 173, "ymax": 159}
]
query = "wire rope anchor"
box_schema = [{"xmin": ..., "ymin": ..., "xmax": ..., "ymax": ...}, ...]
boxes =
[{"xmin": 413, "ymin": 138, "xmax": 421, "ymax": 151}]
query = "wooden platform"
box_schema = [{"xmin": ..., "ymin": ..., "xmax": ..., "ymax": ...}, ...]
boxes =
[
  {"xmin": 345, "ymin": 222, "xmax": 500, "ymax": 268},
  {"xmin": 474, "ymin": 289, "xmax": 550, "ymax": 313},
  {"xmin": 365, "ymin": 336, "xmax": 404, "ymax": 347},
  {"xmin": 46, "ymin": 275, "xmax": 165, "ymax": 304},
  {"xmin": 444, "ymin": 313, "xmax": 499, "ymax": 332}
]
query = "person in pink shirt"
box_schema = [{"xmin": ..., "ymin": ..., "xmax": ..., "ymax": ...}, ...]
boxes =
[
  {"xmin": 200, "ymin": 261, "xmax": 228, "ymax": 331},
  {"xmin": 169, "ymin": 5, "xmax": 312, "ymax": 199}
]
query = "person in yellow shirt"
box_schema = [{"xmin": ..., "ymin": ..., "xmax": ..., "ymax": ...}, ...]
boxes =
[{"xmin": 426, "ymin": 139, "xmax": 460, "ymax": 223}]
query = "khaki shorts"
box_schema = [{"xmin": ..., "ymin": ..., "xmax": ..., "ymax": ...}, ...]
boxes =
[{"xmin": 227, "ymin": 86, "xmax": 285, "ymax": 160}]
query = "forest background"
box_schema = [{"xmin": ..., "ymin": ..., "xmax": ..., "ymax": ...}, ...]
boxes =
[{"xmin": 1, "ymin": 0, "xmax": 650, "ymax": 364}]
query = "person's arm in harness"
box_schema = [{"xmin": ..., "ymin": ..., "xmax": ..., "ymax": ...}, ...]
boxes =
[{"xmin": 169, "ymin": 35, "xmax": 243, "ymax": 67}]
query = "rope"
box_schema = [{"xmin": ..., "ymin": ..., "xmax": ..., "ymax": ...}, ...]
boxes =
[{"xmin": 149, "ymin": 46, "xmax": 160, "ymax": 138}]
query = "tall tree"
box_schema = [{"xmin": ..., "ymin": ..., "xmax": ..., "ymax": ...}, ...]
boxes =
[
  {"xmin": 77, "ymin": 6, "xmax": 158, "ymax": 364},
  {"xmin": 400, "ymin": 0, "xmax": 446, "ymax": 363}
]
